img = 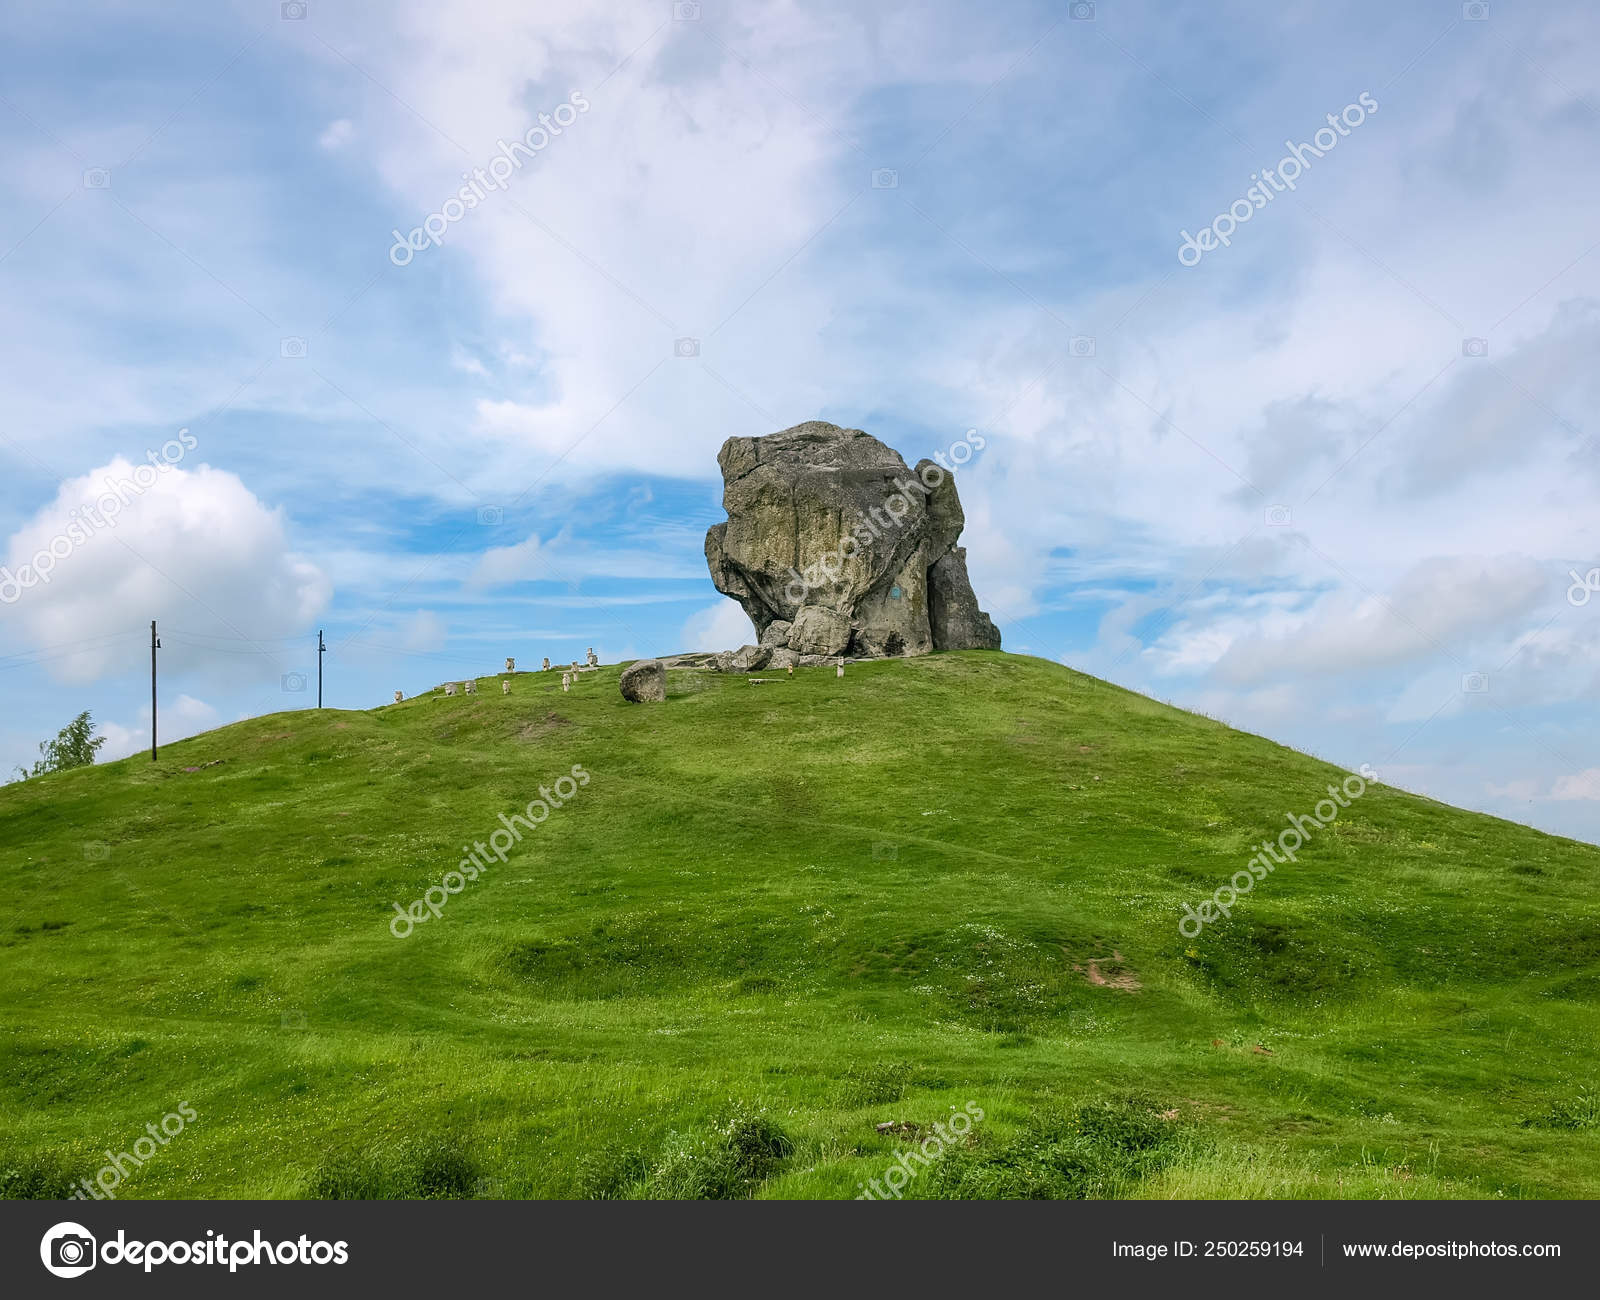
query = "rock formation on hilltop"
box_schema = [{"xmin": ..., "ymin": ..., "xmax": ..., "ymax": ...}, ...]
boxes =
[{"xmin": 704, "ymin": 421, "xmax": 1001, "ymax": 658}]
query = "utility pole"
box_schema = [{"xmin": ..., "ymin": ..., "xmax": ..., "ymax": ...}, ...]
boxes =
[
  {"xmin": 317, "ymin": 628, "xmax": 326, "ymax": 709},
  {"xmin": 150, "ymin": 620, "xmax": 160, "ymax": 761}
]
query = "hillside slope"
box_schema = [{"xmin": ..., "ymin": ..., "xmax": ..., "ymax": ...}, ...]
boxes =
[{"xmin": 4, "ymin": 652, "xmax": 1599, "ymax": 1199}]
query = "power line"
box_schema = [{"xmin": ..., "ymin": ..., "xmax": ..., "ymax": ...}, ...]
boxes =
[
  {"xmin": 0, "ymin": 630, "xmax": 143, "ymax": 668},
  {"xmin": 162, "ymin": 627, "xmax": 310, "ymax": 645}
]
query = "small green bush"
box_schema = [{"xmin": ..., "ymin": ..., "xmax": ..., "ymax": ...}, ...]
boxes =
[
  {"xmin": 604, "ymin": 1106, "xmax": 796, "ymax": 1200},
  {"xmin": 1522, "ymin": 1088, "xmax": 1600, "ymax": 1132},
  {"xmin": 0, "ymin": 1151, "xmax": 81, "ymax": 1200},
  {"xmin": 922, "ymin": 1100, "xmax": 1187, "ymax": 1200},
  {"xmin": 307, "ymin": 1137, "xmax": 479, "ymax": 1199}
]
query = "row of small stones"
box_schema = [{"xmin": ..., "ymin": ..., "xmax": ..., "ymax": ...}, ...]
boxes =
[
  {"xmin": 398, "ymin": 653, "xmax": 597, "ymax": 702},
  {"xmin": 398, "ymin": 652, "xmax": 854, "ymax": 702}
]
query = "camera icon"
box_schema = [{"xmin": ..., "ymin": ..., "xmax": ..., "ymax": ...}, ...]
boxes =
[
  {"xmin": 83, "ymin": 841, "xmax": 110, "ymax": 862},
  {"xmin": 282, "ymin": 1, "xmax": 308, "ymax": 18},
  {"xmin": 871, "ymin": 841, "xmax": 899, "ymax": 861},
  {"xmin": 1462, "ymin": 1, "xmax": 1489, "ymax": 19},
  {"xmin": 281, "ymin": 1009, "xmax": 307, "ymax": 1029},
  {"xmin": 280, "ymin": 336, "xmax": 308, "ymax": 359},
  {"xmin": 1462, "ymin": 337, "xmax": 1488, "ymax": 358},
  {"xmin": 674, "ymin": 337, "xmax": 700, "ymax": 358},
  {"xmin": 82, "ymin": 168, "xmax": 111, "ymax": 189},
  {"xmin": 1069, "ymin": 335, "xmax": 1096, "ymax": 358},
  {"xmin": 673, "ymin": 1, "xmax": 701, "ymax": 19},
  {"xmin": 281, "ymin": 671, "xmax": 308, "ymax": 693},
  {"xmin": 41, "ymin": 1223, "xmax": 98, "ymax": 1278},
  {"xmin": 871, "ymin": 168, "xmax": 899, "ymax": 189},
  {"xmin": 477, "ymin": 505, "xmax": 504, "ymax": 526},
  {"xmin": 1462, "ymin": 671, "xmax": 1490, "ymax": 694},
  {"xmin": 1070, "ymin": 1, "xmax": 1096, "ymax": 18},
  {"xmin": 1265, "ymin": 504, "xmax": 1293, "ymax": 527}
]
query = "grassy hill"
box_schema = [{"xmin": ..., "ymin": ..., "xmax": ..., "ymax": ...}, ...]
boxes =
[{"xmin": 4, "ymin": 651, "xmax": 1599, "ymax": 1199}]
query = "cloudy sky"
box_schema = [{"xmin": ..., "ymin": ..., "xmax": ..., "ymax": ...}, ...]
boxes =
[{"xmin": 2, "ymin": 0, "xmax": 1598, "ymax": 842}]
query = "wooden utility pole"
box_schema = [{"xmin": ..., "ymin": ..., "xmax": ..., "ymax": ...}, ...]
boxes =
[
  {"xmin": 317, "ymin": 628, "xmax": 326, "ymax": 709},
  {"xmin": 150, "ymin": 620, "xmax": 160, "ymax": 760}
]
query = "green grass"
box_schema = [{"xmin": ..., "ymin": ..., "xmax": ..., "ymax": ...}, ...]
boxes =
[{"xmin": 2, "ymin": 651, "xmax": 1598, "ymax": 1199}]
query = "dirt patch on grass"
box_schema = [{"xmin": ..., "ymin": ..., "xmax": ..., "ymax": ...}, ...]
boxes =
[
  {"xmin": 518, "ymin": 713, "xmax": 574, "ymax": 742},
  {"xmin": 1071, "ymin": 948, "xmax": 1141, "ymax": 991}
]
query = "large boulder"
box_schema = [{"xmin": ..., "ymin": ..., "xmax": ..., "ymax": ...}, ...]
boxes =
[
  {"xmin": 704, "ymin": 421, "xmax": 1000, "ymax": 657},
  {"xmin": 619, "ymin": 659, "xmax": 666, "ymax": 703}
]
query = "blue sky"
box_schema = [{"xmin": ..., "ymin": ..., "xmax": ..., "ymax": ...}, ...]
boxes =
[{"xmin": 3, "ymin": 0, "xmax": 1600, "ymax": 842}]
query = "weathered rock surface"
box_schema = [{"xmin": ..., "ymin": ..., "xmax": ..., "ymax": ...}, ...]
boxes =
[
  {"xmin": 788, "ymin": 605, "xmax": 852, "ymax": 656},
  {"xmin": 704, "ymin": 421, "xmax": 1001, "ymax": 658},
  {"xmin": 657, "ymin": 652, "xmax": 721, "ymax": 669},
  {"xmin": 619, "ymin": 658, "xmax": 666, "ymax": 703},
  {"xmin": 928, "ymin": 546, "xmax": 1001, "ymax": 652},
  {"xmin": 729, "ymin": 644, "xmax": 771, "ymax": 672}
]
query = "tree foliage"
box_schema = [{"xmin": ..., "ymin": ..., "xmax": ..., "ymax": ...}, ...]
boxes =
[{"xmin": 16, "ymin": 711, "xmax": 106, "ymax": 779}]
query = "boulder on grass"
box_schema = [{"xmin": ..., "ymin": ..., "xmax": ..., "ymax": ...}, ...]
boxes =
[
  {"xmin": 619, "ymin": 659, "xmax": 666, "ymax": 703},
  {"xmin": 730, "ymin": 644, "xmax": 771, "ymax": 672}
]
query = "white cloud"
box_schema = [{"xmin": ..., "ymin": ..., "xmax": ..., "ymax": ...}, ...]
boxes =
[
  {"xmin": 318, "ymin": 118, "xmax": 355, "ymax": 151},
  {"xmin": 401, "ymin": 609, "xmax": 447, "ymax": 652},
  {"xmin": 679, "ymin": 599, "xmax": 754, "ymax": 653},
  {"xmin": 466, "ymin": 529, "xmax": 706, "ymax": 589},
  {"xmin": 1485, "ymin": 767, "xmax": 1600, "ymax": 805},
  {"xmin": 0, "ymin": 457, "xmax": 330, "ymax": 684},
  {"xmin": 468, "ymin": 533, "xmax": 551, "ymax": 588},
  {"xmin": 1547, "ymin": 769, "xmax": 1600, "ymax": 801},
  {"xmin": 450, "ymin": 347, "xmax": 491, "ymax": 380},
  {"xmin": 97, "ymin": 693, "xmax": 220, "ymax": 762},
  {"xmin": 1196, "ymin": 556, "xmax": 1553, "ymax": 686}
]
